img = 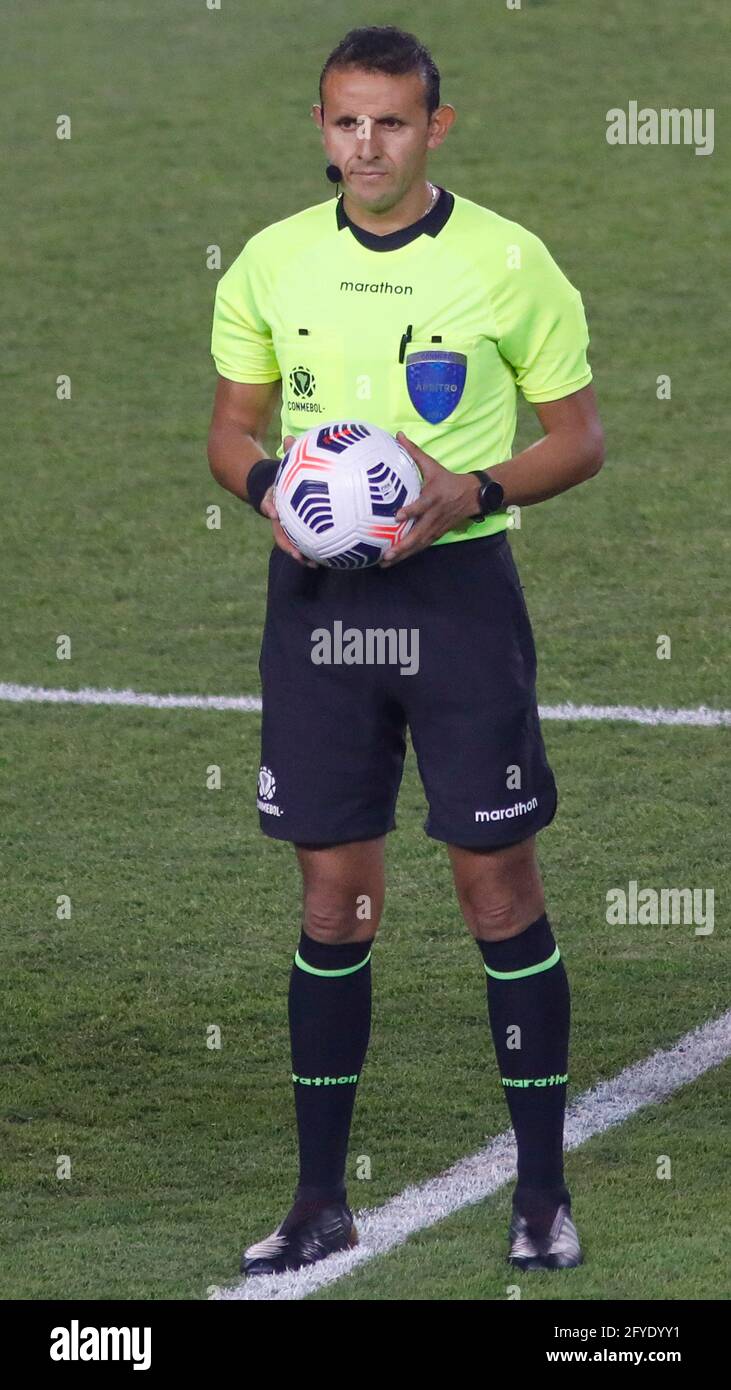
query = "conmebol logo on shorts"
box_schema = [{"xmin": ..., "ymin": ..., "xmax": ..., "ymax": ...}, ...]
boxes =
[
  {"xmin": 474, "ymin": 797, "xmax": 538, "ymax": 823},
  {"xmin": 257, "ymin": 765, "xmax": 283, "ymax": 816}
]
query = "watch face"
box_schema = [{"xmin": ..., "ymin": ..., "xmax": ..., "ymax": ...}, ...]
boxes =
[{"xmin": 479, "ymin": 479, "xmax": 503, "ymax": 516}]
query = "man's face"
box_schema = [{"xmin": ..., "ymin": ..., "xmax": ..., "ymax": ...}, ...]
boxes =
[{"xmin": 313, "ymin": 67, "xmax": 453, "ymax": 212}]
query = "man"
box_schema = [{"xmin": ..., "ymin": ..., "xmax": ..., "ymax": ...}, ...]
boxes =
[{"xmin": 208, "ymin": 25, "xmax": 604, "ymax": 1278}]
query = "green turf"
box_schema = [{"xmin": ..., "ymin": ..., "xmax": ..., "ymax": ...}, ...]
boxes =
[
  {"xmin": 312, "ymin": 1062, "xmax": 731, "ymax": 1302},
  {"xmin": 1, "ymin": 710, "xmax": 727, "ymax": 1299},
  {"xmin": 1, "ymin": 0, "xmax": 728, "ymax": 1300}
]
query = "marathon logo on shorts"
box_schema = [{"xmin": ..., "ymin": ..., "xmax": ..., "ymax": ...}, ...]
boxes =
[
  {"xmin": 474, "ymin": 796, "xmax": 538, "ymax": 823},
  {"xmin": 257, "ymin": 765, "xmax": 283, "ymax": 816},
  {"xmin": 406, "ymin": 349, "xmax": 466, "ymax": 423}
]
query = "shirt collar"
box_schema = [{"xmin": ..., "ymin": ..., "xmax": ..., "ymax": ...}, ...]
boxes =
[{"xmin": 335, "ymin": 186, "xmax": 454, "ymax": 251}]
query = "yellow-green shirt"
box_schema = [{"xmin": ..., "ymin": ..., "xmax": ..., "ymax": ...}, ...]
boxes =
[{"xmin": 211, "ymin": 187, "xmax": 593, "ymax": 545}]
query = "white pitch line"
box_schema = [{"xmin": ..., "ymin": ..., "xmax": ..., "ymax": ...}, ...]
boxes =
[
  {"xmin": 0, "ymin": 682, "xmax": 262, "ymax": 712},
  {"xmin": 1, "ymin": 683, "xmax": 729, "ymax": 726},
  {"xmin": 211, "ymin": 1009, "xmax": 731, "ymax": 1300},
  {"xmin": 540, "ymin": 701, "xmax": 731, "ymax": 728}
]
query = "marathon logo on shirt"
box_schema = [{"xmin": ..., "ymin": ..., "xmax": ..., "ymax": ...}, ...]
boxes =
[{"xmin": 340, "ymin": 280, "xmax": 413, "ymax": 295}]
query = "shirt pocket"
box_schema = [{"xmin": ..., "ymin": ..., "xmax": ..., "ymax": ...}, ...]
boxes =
[
  {"xmin": 392, "ymin": 332, "xmax": 481, "ymax": 430},
  {"xmin": 275, "ymin": 330, "xmax": 346, "ymax": 430}
]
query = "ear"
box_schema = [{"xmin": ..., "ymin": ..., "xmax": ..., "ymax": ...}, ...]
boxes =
[
  {"xmin": 427, "ymin": 103, "xmax": 456, "ymax": 151},
  {"xmin": 310, "ymin": 103, "xmax": 324, "ymax": 131}
]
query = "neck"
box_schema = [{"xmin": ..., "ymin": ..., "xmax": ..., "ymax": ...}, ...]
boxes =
[{"xmin": 342, "ymin": 178, "xmax": 437, "ymax": 237}]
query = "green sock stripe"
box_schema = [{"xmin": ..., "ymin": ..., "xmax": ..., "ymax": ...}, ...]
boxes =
[
  {"xmin": 483, "ymin": 945, "xmax": 560, "ymax": 980},
  {"xmin": 294, "ymin": 948, "xmax": 371, "ymax": 978}
]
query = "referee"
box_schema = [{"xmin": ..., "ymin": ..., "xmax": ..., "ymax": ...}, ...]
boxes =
[{"xmin": 208, "ymin": 26, "xmax": 604, "ymax": 1276}]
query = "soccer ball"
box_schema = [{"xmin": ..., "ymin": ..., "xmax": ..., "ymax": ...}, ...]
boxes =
[{"xmin": 273, "ymin": 421, "xmax": 422, "ymax": 569}]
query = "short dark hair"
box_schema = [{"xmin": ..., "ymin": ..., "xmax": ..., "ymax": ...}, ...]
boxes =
[{"xmin": 319, "ymin": 26, "xmax": 441, "ymax": 118}]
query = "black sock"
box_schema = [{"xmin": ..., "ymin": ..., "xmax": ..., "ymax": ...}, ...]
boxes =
[
  {"xmin": 478, "ymin": 914, "xmax": 571, "ymax": 1227},
  {"xmin": 288, "ymin": 929, "xmax": 373, "ymax": 1208}
]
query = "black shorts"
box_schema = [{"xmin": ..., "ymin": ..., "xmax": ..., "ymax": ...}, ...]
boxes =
[{"xmin": 257, "ymin": 531, "xmax": 557, "ymax": 848}]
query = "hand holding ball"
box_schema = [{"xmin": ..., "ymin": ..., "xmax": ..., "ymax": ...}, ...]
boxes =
[{"xmin": 273, "ymin": 422, "xmax": 422, "ymax": 569}]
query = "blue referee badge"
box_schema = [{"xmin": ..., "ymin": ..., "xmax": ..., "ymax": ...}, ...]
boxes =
[{"xmin": 406, "ymin": 349, "xmax": 467, "ymax": 424}]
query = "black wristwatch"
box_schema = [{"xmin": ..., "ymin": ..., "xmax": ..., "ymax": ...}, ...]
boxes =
[{"xmin": 468, "ymin": 469, "xmax": 505, "ymax": 520}]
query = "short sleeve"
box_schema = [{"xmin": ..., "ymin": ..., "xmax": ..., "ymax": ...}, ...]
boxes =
[
  {"xmin": 210, "ymin": 241, "xmax": 281, "ymax": 384},
  {"xmin": 492, "ymin": 232, "xmax": 593, "ymax": 403}
]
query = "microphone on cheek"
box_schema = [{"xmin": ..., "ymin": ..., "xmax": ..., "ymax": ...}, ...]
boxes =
[{"xmin": 325, "ymin": 163, "xmax": 343, "ymax": 184}]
